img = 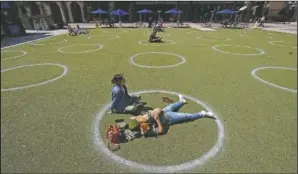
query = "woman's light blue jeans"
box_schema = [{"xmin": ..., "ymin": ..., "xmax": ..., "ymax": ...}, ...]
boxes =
[{"xmin": 162, "ymin": 101, "xmax": 204, "ymax": 125}]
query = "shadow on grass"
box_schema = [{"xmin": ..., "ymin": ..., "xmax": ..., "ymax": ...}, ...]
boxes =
[{"xmin": 1, "ymin": 33, "xmax": 52, "ymax": 48}]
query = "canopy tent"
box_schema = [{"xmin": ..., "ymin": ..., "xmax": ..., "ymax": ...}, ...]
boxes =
[
  {"xmin": 136, "ymin": 9, "xmax": 152, "ymax": 22},
  {"xmin": 217, "ymin": 9, "xmax": 237, "ymax": 14}
]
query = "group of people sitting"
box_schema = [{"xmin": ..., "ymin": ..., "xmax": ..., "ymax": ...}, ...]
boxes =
[
  {"xmin": 106, "ymin": 74, "xmax": 215, "ymax": 149},
  {"xmin": 67, "ymin": 25, "xmax": 88, "ymax": 36}
]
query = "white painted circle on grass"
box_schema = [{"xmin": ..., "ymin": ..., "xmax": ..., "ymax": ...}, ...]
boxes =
[
  {"xmin": 1, "ymin": 50, "xmax": 28, "ymax": 60},
  {"xmin": 212, "ymin": 45, "xmax": 265, "ymax": 56},
  {"xmin": 92, "ymin": 90, "xmax": 225, "ymax": 173},
  {"xmin": 31, "ymin": 39, "xmax": 67, "ymax": 46},
  {"xmin": 197, "ymin": 36, "xmax": 231, "ymax": 41},
  {"xmin": 142, "ymin": 33, "xmax": 171, "ymax": 37},
  {"xmin": 186, "ymin": 31, "xmax": 198, "ymax": 34},
  {"xmin": 268, "ymin": 41, "xmax": 297, "ymax": 48},
  {"xmin": 138, "ymin": 40, "xmax": 176, "ymax": 46},
  {"xmin": 1, "ymin": 63, "xmax": 68, "ymax": 92},
  {"xmin": 88, "ymin": 35, "xmax": 119, "ymax": 40},
  {"xmin": 239, "ymin": 35, "xmax": 256, "ymax": 39},
  {"xmin": 251, "ymin": 66, "xmax": 297, "ymax": 93},
  {"xmin": 58, "ymin": 44, "xmax": 103, "ymax": 54},
  {"xmin": 103, "ymin": 30, "xmax": 128, "ymax": 34},
  {"xmin": 129, "ymin": 52, "xmax": 186, "ymax": 68}
]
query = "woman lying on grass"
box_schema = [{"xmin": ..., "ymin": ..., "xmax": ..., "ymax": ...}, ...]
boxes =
[
  {"xmin": 110, "ymin": 74, "xmax": 144, "ymax": 114},
  {"xmin": 130, "ymin": 95, "xmax": 215, "ymax": 136}
]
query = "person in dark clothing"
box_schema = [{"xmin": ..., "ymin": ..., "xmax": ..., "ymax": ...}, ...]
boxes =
[{"xmin": 148, "ymin": 26, "xmax": 162, "ymax": 43}]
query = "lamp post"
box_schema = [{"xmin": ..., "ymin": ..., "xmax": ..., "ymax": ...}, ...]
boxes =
[{"xmin": 157, "ymin": 10, "xmax": 161, "ymax": 20}]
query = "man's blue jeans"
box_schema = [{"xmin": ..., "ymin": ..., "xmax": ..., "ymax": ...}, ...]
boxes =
[{"xmin": 163, "ymin": 101, "xmax": 204, "ymax": 125}]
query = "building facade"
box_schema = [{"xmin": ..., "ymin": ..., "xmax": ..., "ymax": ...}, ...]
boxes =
[{"xmin": 12, "ymin": 1, "xmax": 296, "ymax": 30}]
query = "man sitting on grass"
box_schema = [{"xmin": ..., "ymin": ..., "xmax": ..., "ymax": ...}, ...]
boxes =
[
  {"xmin": 110, "ymin": 74, "xmax": 145, "ymax": 114},
  {"xmin": 148, "ymin": 26, "xmax": 162, "ymax": 43},
  {"xmin": 67, "ymin": 25, "xmax": 77, "ymax": 36}
]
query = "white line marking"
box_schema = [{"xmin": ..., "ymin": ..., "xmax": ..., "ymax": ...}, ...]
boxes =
[
  {"xmin": 212, "ymin": 45, "xmax": 265, "ymax": 56},
  {"xmin": 129, "ymin": 51, "xmax": 186, "ymax": 68},
  {"xmin": 142, "ymin": 33, "xmax": 171, "ymax": 37},
  {"xmin": 30, "ymin": 39, "xmax": 67, "ymax": 46},
  {"xmin": 251, "ymin": 66, "xmax": 297, "ymax": 93},
  {"xmin": 103, "ymin": 30, "xmax": 128, "ymax": 34},
  {"xmin": 268, "ymin": 41, "xmax": 297, "ymax": 48},
  {"xmin": 57, "ymin": 44, "xmax": 103, "ymax": 54},
  {"xmin": 186, "ymin": 31, "xmax": 198, "ymax": 34},
  {"xmin": 138, "ymin": 39, "xmax": 176, "ymax": 46},
  {"xmin": 92, "ymin": 90, "xmax": 225, "ymax": 173},
  {"xmin": 1, "ymin": 63, "xmax": 68, "ymax": 92},
  {"xmin": 239, "ymin": 35, "xmax": 256, "ymax": 39},
  {"xmin": 88, "ymin": 35, "xmax": 120, "ymax": 40},
  {"xmin": 1, "ymin": 50, "xmax": 28, "ymax": 61},
  {"xmin": 197, "ymin": 36, "xmax": 231, "ymax": 41}
]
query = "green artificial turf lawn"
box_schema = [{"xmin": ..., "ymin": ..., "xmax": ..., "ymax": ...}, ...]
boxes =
[
  {"xmin": 256, "ymin": 68, "xmax": 297, "ymax": 90},
  {"xmin": 132, "ymin": 53, "xmax": 183, "ymax": 66},
  {"xmin": 1, "ymin": 50, "xmax": 24, "ymax": 59},
  {"xmin": 1, "ymin": 28, "xmax": 297, "ymax": 173},
  {"xmin": 1, "ymin": 65, "xmax": 64, "ymax": 88}
]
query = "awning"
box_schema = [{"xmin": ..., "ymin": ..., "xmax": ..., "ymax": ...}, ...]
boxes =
[
  {"xmin": 1, "ymin": 2, "xmax": 10, "ymax": 9},
  {"xmin": 238, "ymin": 6, "xmax": 247, "ymax": 11}
]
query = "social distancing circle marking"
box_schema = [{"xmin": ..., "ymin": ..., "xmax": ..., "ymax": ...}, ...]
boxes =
[
  {"xmin": 138, "ymin": 40, "xmax": 176, "ymax": 46},
  {"xmin": 212, "ymin": 45, "xmax": 265, "ymax": 56},
  {"xmin": 1, "ymin": 50, "xmax": 28, "ymax": 60},
  {"xmin": 103, "ymin": 30, "xmax": 128, "ymax": 34},
  {"xmin": 268, "ymin": 41, "xmax": 297, "ymax": 48},
  {"xmin": 31, "ymin": 39, "xmax": 67, "ymax": 46},
  {"xmin": 1, "ymin": 63, "xmax": 68, "ymax": 92},
  {"xmin": 197, "ymin": 36, "xmax": 231, "ymax": 41},
  {"xmin": 92, "ymin": 90, "xmax": 225, "ymax": 173},
  {"xmin": 129, "ymin": 51, "xmax": 186, "ymax": 68},
  {"xmin": 251, "ymin": 66, "xmax": 297, "ymax": 93},
  {"xmin": 88, "ymin": 35, "xmax": 120, "ymax": 40},
  {"xmin": 58, "ymin": 44, "xmax": 103, "ymax": 54}
]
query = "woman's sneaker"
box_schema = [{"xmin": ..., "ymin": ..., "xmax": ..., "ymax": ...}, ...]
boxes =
[
  {"xmin": 200, "ymin": 110, "xmax": 215, "ymax": 119},
  {"xmin": 178, "ymin": 95, "xmax": 187, "ymax": 104}
]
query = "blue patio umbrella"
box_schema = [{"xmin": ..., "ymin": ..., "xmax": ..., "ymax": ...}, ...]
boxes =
[
  {"xmin": 217, "ymin": 9, "xmax": 237, "ymax": 14},
  {"xmin": 137, "ymin": 9, "xmax": 152, "ymax": 14},
  {"xmin": 136, "ymin": 9, "xmax": 153, "ymax": 22},
  {"xmin": 110, "ymin": 9, "xmax": 129, "ymax": 26},
  {"xmin": 91, "ymin": 9, "xmax": 108, "ymax": 14},
  {"xmin": 110, "ymin": 9, "xmax": 129, "ymax": 16},
  {"xmin": 165, "ymin": 9, "xmax": 182, "ymax": 14},
  {"xmin": 1, "ymin": 2, "xmax": 10, "ymax": 9},
  {"xmin": 91, "ymin": 9, "xmax": 108, "ymax": 21}
]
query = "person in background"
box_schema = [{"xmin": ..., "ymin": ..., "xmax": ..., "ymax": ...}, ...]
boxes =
[
  {"xmin": 259, "ymin": 16, "xmax": 265, "ymax": 27},
  {"xmin": 148, "ymin": 26, "xmax": 162, "ymax": 43},
  {"xmin": 67, "ymin": 25, "xmax": 77, "ymax": 36},
  {"xmin": 76, "ymin": 25, "xmax": 88, "ymax": 34}
]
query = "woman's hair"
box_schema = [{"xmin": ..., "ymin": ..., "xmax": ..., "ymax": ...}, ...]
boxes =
[
  {"xmin": 111, "ymin": 74, "xmax": 124, "ymax": 84},
  {"xmin": 140, "ymin": 123, "xmax": 150, "ymax": 133}
]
